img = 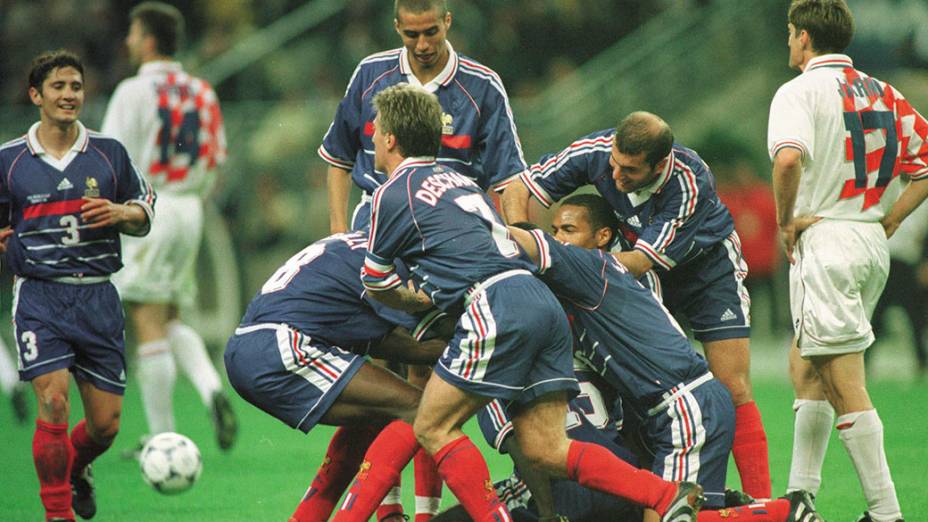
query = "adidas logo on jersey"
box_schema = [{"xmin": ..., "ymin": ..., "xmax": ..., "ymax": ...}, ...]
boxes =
[
  {"xmin": 627, "ymin": 215, "xmax": 642, "ymax": 227},
  {"xmin": 720, "ymin": 309, "xmax": 737, "ymax": 321},
  {"xmin": 57, "ymin": 178, "xmax": 74, "ymax": 191}
]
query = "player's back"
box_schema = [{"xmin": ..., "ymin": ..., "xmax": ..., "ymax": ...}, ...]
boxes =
[
  {"xmin": 103, "ymin": 62, "xmax": 226, "ymax": 198},
  {"xmin": 242, "ymin": 231, "xmax": 408, "ymax": 351},
  {"xmin": 527, "ymin": 230, "xmax": 708, "ymax": 414},
  {"xmin": 769, "ymin": 55, "xmax": 928, "ymax": 221},
  {"xmin": 368, "ymin": 161, "xmax": 535, "ymax": 312}
]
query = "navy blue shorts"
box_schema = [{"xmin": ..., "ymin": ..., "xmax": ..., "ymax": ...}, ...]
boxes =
[
  {"xmin": 14, "ymin": 278, "xmax": 126, "ymax": 394},
  {"xmin": 641, "ymin": 376, "xmax": 735, "ymax": 508},
  {"xmin": 224, "ymin": 324, "xmax": 365, "ymax": 433},
  {"xmin": 661, "ymin": 234, "xmax": 751, "ymax": 342},
  {"xmin": 434, "ymin": 274, "xmax": 578, "ymax": 405}
]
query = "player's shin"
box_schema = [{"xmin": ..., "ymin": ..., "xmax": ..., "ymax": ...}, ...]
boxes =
[
  {"xmin": 331, "ymin": 420, "xmax": 420, "ymax": 522},
  {"xmin": 290, "ymin": 425, "xmax": 382, "ymax": 522},
  {"xmin": 33, "ymin": 419, "xmax": 75, "ymax": 519},
  {"xmin": 414, "ymin": 447, "xmax": 443, "ymax": 522},
  {"xmin": 565, "ymin": 440, "xmax": 678, "ymax": 514},
  {"xmin": 433, "ymin": 435, "xmax": 509, "ymax": 522},
  {"xmin": 732, "ymin": 401, "xmax": 772, "ymax": 499}
]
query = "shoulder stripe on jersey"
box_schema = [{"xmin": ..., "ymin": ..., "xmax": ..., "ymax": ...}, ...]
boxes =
[
  {"xmin": 534, "ymin": 137, "xmax": 613, "ymax": 179},
  {"xmin": 528, "ymin": 229, "xmax": 552, "ymax": 273},
  {"xmin": 520, "ymin": 170, "xmax": 555, "ymax": 208},
  {"xmin": 0, "ymin": 136, "xmax": 27, "ymax": 153},
  {"xmin": 360, "ymin": 48, "xmax": 402, "ymax": 64},
  {"xmin": 456, "ymin": 61, "xmax": 527, "ymax": 168},
  {"xmin": 6, "ymin": 147, "xmax": 29, "ymax": 188}
]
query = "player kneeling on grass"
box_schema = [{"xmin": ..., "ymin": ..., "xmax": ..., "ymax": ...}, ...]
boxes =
[
  {"xmin": 0, "ymin": 50, "xmax": 155, "ymax": 522},
  {"xmin": 223, "ymin": 228, "xmax": 449, "ymax": 522},
  {"xmin": 471, "ymin": 196, "xmax": 822, "ymax": 522}
]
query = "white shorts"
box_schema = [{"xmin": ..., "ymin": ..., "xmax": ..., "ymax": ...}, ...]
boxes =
[
  {"xmin": 789, "ymin": 219, "xmax": 889, "ymax": 357},
  {"xmin": 113, "ymin": 193, "xmax": 203, "ymax": 308}
]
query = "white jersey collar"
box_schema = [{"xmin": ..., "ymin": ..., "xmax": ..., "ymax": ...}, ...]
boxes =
[
  {"xmin": 804, "ymin": 54, "xmax": 853, "ymax": 73},
  {"xmin": 391, "ymin": 156, "xmax": 437, "ymax": 178},
  {"xmin": 399, "ymin": 42, "xmax": 458, "ymax": 92},
  {"xmin": 138, "ymin": 60, "xmax": 184, "ymax": 76},
  {"xmin": 26, "ymin": 120, "xmax": 88, "ymax": 156}
]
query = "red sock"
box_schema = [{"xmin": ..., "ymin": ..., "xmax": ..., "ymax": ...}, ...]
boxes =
[
  {"xmin": 33, "ymin": 419, "xmax": 74, "ymax": 521},
  {"xmin": 434, "ymin": 436, "xmax": 507, "ymax": 522},
  {"xmin": 566, "ymin": 440, "xmax": 677, "ymax": 514},
  {"xmin": 70, "ymin": 419, "xmax": 112, "ymax": 477},
  {"xmin": 376, "ymin": 483, "xmax": 404, "ymax": 522},
  {"xmin": 732, "ymin": 401, "xmax": 771, "ymax": 499},
  {"xmin": 290, "ymin": 425, "xmax": 382, "ymax": 522},
  {"xmin": 697, "ymin": 498, "xmax": 790, "ymax": 521},
  {"xmin": 331, "ymin": 420, "xmax": 419, "ymax": 522},
  {"xmin": 414, "ymin": 448, "xmax": 442, "ymax": 522}
]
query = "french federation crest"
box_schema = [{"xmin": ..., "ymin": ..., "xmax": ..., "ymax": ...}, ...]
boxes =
[
  {"xmin": 441, "ymin": 113, "xmax": 454, "ymax": 135},
  {"xmin": 84, "ymin": 177, "xmax": 100, "ymax": 198}
]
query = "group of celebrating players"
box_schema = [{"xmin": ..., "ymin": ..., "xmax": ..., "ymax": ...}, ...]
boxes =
[{"xmin": 3, "ymin": 0, "xmax": 925, "ymax": 521}]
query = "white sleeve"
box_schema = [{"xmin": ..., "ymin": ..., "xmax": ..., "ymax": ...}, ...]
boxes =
[
  {"xmin": 767, "ymin": 82, "xmax": 815, "ymax": 162},
  {"xmin": 101, "ymin": 80, "xmax": 144, "ymax": 162}
]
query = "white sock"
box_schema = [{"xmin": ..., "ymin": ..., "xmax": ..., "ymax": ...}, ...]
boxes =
[
  {"xmin": 167, "ymin": 321, "xmax": 222, "ymax": 406},
  {"xmin": 0, "ymin": 337, "xmax": 19, "ymax": 395},
  {"xmin": 837, "ymin": 410, "xmax": 902, "ymax": 521},
  {"xmin": 787, "ymin": 399, "xmax": 834, "ymax": 495},
  {"xmin": 381, "ymin": 485, "xmax": 402, "ymax": 506},
  {"xmin": 137, "ymin": 339, "xmax": 176, "ymax": 434}
]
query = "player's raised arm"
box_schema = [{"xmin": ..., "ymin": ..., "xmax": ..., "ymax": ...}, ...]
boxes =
[{"xmin": 500, "ymin": 179, "xmax": 532, "ymax": 224}]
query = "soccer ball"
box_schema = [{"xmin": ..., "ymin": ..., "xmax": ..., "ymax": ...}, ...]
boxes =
[{"xmin": 139, "ymin": 432, "xmax": 202, "ymax": 494}]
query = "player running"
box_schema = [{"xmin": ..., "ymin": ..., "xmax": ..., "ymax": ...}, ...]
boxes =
[
  {"xmin": 102, "ymin": 2, "xmax": 237, "ymax": 455},
  {"xmin": 223, "ymin": 229, "xmax": 448, "ymax": 522},
  {"xmin": 0, "ymin": 50, "xmax": 155, "ymax": 522}
]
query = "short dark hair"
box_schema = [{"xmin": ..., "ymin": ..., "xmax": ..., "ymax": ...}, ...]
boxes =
[
  {"xmin": 788, "ymin": 0, "xmax": 854, "ymax": 54},
  {"xmin": 560, "ymin": 193, "xmax": 619, "ymax": 245},
  {"xmin": 614, "ymin": 111, "xmax": 674, "ymax": 169},
  {"xmin": 130, "ymin": 1, "xmax": 185, "ymax": 56},
  {"xmin": 395, "ymin": 0, "xmax": 448, "ymax": 18},
  {"xmin": 373, "ymin": 84, "xmax": 442, "ymax": 158},
  {"xmin": 28, "ymin": 50, "xmax": 84, "ymax": 91}
]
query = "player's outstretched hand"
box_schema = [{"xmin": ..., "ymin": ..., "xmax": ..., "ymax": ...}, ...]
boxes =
[
  {"xmin": 80, "ymin": 197, "xmax": 130, "ymax": 229},
  {"xmin": 0, "ymin": 227, "xmax": 13, "ymax": 254}
]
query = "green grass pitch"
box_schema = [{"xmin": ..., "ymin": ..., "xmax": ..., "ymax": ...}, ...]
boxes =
[{"xmin": 1, "ymin": 376, "xmax": 925, "ymax": 520}]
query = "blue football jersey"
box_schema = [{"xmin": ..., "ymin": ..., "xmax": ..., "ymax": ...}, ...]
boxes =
[
  {"xmin": 0, "ymin": 122, "xmax": 155, "ymax": 279},
  {"xmin": 528, "ymin": 229, "xmax": 709, "ymax": 418},
  {"xmin": 318, "ymin": 44, "xmax": 526, "ymax": 196},
  {"xmin": 522, "ymin": 129, "xmax": 734, "ymax": 271},
  {"xmin": 362, "ymin": 158, "xmax": 535, "ymax": 312},
  {"xmin": 241, "ymin": 230, "xmax": 418, "ymax": 352}
]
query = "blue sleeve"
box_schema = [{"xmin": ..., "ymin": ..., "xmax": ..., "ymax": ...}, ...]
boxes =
[
  {"xmin": 477, "ymin": 81, "xmax": 527, "ymax": 192},
  {"xmin": 477, "ymin": 399, "xmax": 514, "ymax": 454},
  {"xmin": 318, "ymin": 64, "xmax": 366, "ymax": 170},
  {"xmin": 521, "ymin": 131, "xmax": 614, "ymax": 208},
  {"xmin": 114, "ymin": 143, "xmax": 155, "ymax": 235},
  {"xmin": 0, "ymin": 157, "xmax": 9, "ymax": 228},
  {"xmin": 361, "ymin": 183, "xmax": 411, "ymax": 292},
  {"xmin": 633, "ymin": 168, "xmax": 705, "ymax": 270},
  {"xmin": 528, "ymin": 229, "xmax": 614, "ymax": 307}
]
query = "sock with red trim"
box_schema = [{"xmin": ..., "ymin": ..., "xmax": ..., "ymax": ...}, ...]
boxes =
[
  {"xmin": 566, "ymin": 440, "xmax": 677, "ymax": 514},
  {"xmin": 290, "ymin": 425, "xmax": 381, "ymax": 522},
  {"xmin": 732, "ymin": 401, "xmax": 772, "ymax": 499},
  {"xmin": 434, "ymin": 436, "xmax": 507, "ymax": 522},
  {"xmin": 33, "ymin": 419, "xmax": 74, "ymax": 521}
]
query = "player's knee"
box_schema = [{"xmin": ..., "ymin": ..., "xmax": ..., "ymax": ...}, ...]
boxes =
[
  {"xmin": 412, "ymin": 415, "xmax": 443, "ymax": 454},
  {"xmin": 37, "ymin": 390, "xmax": 70, "ymax": 423},
  {"xmin": 717, "ymin": 373, "xmax": 752, "ymax": 405},
  {"xmin": 88, "ymin": 410, "xmax": 121, "ymax": 442}
]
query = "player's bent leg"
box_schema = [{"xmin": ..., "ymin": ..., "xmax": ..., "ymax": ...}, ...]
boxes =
[
  {"xmin": 31, "ymin": 369, "xmax": 75, "ymax": 521},
  {"xmin": 128, "ymin": 302, "xmax": 177, "ymax": 440},
  {"xmin": 704, "ymin": 337, "xmax": 771, "ymax": 499},
  {"xmin": 69, "ymin": 378, "xmax": 123, "ymax": 520},
  {"xmin": 812, "ymin": 353, "xmax": 902, "ymax": 521},
  {"xmin": 408, "ymin": 362, "xmax": 442, "ymax": 522},
  {"xmin": 512, "ymin": 391, "xmax": 695, "ymax": 520},
  {"xmin": 321, "ymin": 361, "xmax": 422, "ymax": 425},
  {"xmin": 787, "ymin": 340, "xmax": 833, "ymax": 496}
]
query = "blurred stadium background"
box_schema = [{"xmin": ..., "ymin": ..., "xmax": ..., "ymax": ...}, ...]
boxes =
[{"xmin": 1, "ymin": 0, "xmax": 927, "ymax": 520}]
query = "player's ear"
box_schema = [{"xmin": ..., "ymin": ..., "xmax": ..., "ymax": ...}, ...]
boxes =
[
  {"xmin": 443, "ymin": 10, "xmax": 452, "ymax": 31},
  {"xmin": 28, "ymin": 86, "xmax": 42, "ymax": 107},
  {"xmin": 595, "ymin": 227, "xmax": 612, "ymax": 250}
]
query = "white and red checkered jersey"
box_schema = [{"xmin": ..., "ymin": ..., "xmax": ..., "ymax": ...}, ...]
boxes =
[
  {"xmin": 102, "ymin": 61, "xmax": 226, "ymax": 198},
  {"xmin": 768, "ymin": 54, "xmax": 928, "ymax": 222}
]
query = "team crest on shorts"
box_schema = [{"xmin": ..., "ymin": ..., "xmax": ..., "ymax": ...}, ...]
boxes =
[
  {"xmin": 441, "ymin": 113, "xmax": 454, "ymax": 135},
  {"xmin": 84, "ymin": 177, "xmax": 100, "ymax": 197}
]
